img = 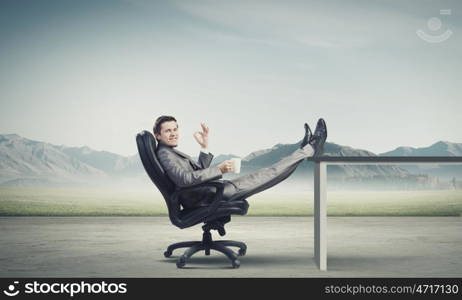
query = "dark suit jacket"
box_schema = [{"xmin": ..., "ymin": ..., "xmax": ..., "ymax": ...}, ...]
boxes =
[{"xmin": 156, "ymin": 143, "xmax": 223, "ymax": 208}]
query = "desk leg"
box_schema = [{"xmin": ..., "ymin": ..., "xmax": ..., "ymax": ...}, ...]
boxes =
[{"xmin": 314, "ymin": 161, "xmax": 327, "ymax": 271}]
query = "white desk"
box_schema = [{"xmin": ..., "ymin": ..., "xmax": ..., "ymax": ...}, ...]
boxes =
[{"xmin": 307, "ymin": 156, "xmax": 462, "ymax": 271}]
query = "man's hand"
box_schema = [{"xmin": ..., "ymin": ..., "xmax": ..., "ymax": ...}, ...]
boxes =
[
  {"xmin": 193, "ymin": 122, "xmax": 209, "ymax": 149},
  {"xmin": 217, "ymin": 160, "xmax": 234, "ymax": 174}
]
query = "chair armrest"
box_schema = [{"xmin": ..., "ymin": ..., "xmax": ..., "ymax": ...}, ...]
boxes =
[{"xmin": 170, "ymin": 180, "xmax": 225, "ymax": 226}]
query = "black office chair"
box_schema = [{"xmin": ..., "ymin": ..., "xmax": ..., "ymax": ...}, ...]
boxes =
[{"xmin": 136, "ymin": 130, "xmax": 249, "ymax": 268}]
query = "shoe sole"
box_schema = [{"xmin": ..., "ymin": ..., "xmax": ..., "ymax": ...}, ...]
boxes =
[
  {"xmin": 310, "ymin": 119, "xmax": 327, "ymax": 143},
  {"xmin": 300, "ymin": 123, "xmax": 312, "ymax": 149},
  {"xmin": 313, "ymin": 120, "xmax": 327, "ymax": 156}
]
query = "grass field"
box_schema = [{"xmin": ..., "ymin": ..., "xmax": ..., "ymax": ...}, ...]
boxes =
[{"xmin": 0, "ymin": 187, "xmax": 461, "ymax": 216}]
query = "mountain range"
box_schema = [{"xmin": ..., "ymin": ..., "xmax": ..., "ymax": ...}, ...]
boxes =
[
  {"xmin": 379, "ymin": 141, "xmax": 462, "ymax": 180},
  {"xmin": 0, "ymin": 133, "xmax": 461, "ymax": 189}
]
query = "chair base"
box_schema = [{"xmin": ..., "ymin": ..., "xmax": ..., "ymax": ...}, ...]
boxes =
[{"xmin": 163, "ymin": 226, "xmax": 247, "ymax": 269}]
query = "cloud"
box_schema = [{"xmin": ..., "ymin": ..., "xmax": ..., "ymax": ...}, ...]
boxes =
[{"xmin": 171, "ymin": 0, "xmax": 434, "ymax": 49}]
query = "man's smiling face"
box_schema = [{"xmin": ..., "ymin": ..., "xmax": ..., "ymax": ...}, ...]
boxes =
[{"xmin": 155, "ymin": 120, "xmax": 179, "ymax": 147}]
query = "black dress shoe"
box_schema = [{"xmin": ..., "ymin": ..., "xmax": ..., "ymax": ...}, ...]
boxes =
[
  {"xmin": 300, "ymin": 123, "xmax": 312, "ymax": 149},
  {"xmin": 309, "ymin": 118, "xmax": 327, "ymax": 156}
]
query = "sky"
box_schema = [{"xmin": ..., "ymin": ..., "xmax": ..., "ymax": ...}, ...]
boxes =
[{"xmin": 0, "ymin": 0, "xmax": 461, "ymax": 157}]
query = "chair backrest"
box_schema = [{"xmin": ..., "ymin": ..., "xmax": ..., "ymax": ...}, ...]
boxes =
[{"xmin": 135, "ymin": 131, "xmax": 179, "ymax": 218}]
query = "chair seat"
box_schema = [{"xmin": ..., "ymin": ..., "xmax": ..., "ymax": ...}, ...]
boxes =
[{"xmin": 179, "ymin": 199, "xmax": 249, "ymax": 220}]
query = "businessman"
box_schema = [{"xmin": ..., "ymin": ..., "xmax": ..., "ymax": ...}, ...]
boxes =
[{"xmin": 154, "ymin": 115, "xmax": 327, "ymax": 209}]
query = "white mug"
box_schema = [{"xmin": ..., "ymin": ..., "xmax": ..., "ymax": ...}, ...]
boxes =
[{"xmin": 231, "ymin": 158, "xmax": 241, "ymax": 174}]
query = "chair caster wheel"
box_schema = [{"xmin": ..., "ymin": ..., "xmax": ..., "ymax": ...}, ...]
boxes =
[
  {"xmin": 238, "ymin": 248, "xmax": 246, "ymax": 256},
  {"xmin": 176, "ymin": 256, "xmax": 186, "ymax": 268},
  {"xmin": 231, "ymin": 259, "xmax": 240, "ymax": 269},
  {"xmin": 164, "ymin": 250, "xmax": 172, "ymax": 258}
]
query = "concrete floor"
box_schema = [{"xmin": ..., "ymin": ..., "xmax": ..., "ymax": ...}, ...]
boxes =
[{"xmin": 0, "ymin": 216, "xmax": 461, "ymax": 277}]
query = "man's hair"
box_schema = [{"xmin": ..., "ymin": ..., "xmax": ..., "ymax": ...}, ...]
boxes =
[{"xmin": 153, "ymin": 115, "xmax": 177, "ymax": 138}]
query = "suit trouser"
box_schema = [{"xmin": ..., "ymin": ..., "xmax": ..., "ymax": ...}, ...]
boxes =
[{"xmin": 222, "ymin": 146, "xmax": 314, "ymax": 201}]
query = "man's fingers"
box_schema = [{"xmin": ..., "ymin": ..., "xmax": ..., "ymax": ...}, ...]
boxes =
[
  {"xmin": 226, "ymin": 160, "xmax": 233, "ymax": 171},
  {"xmin": 201, "ymin": 122, "xmax": 209, "ymax": 133},
  {"xmin": 220, "ymin": 161, "xmax": 234, "ymax": 173}
]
